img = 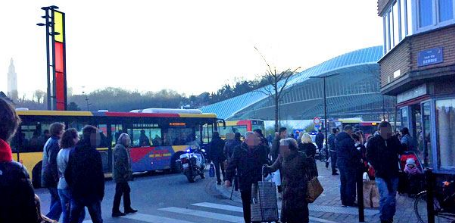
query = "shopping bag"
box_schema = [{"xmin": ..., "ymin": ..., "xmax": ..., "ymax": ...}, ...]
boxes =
[
  {"xmin": 307, "ymin": 176, "xmax": 324, "ymax": 203},
  {"xmin": 272, "ymin": 169, "xmax": 281, "ymax": 186},
  {"xmin": 363, "ymin": 180, "xmax": 380, "ymax": 208},
  {"xmin": 251, "ymin": 167, "xmax": 279, "ymax": 222}
]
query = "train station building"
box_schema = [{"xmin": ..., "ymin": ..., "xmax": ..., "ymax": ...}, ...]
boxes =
[
  {"xmin": 201, "ymin": 46, "xmax": 396, "ymax": 123},
  {"xmin": 377, "ymin": 0, "xmax": 455, "ymax": 172}
]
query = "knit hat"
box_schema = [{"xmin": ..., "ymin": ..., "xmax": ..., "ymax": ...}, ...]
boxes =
[
  {"xmin": 406, "ymin": 158, "xmax": 416, "ymax": 166},
  {"xmin": 0, "ymin": 139, "xmax": 13, "ymax": 162}
]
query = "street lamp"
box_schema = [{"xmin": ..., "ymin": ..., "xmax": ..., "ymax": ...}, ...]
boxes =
[
  {"xmin": 309, "ymin": 73, "xmax": 341, "ymax": 158},
  {"xmin": 37, "ymin": 7, "xmax": 52, "ymax": 110}
]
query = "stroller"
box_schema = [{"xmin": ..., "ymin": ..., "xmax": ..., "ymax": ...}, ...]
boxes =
[{"xmin": 398, "ymin": 151, "xmax": 425, "ymax": 196}]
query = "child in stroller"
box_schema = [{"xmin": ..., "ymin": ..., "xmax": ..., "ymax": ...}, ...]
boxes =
[{"xmin": 399, "ymin": 152, "xmax": 424, "ymax": 196}]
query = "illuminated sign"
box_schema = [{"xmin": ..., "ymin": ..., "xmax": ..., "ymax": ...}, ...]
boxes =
[
  {"xmin": 170, "ymin": 123, "xmax": 186, "ymax": 126},
  {"xmin": 52, "ymin": 10, "xmax": 66, "ymax": 111}
]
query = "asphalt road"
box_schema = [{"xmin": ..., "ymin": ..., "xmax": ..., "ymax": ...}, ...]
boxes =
[{"xmin": 36, "ymin": 171, "xmax": 246, "ymax": 223}]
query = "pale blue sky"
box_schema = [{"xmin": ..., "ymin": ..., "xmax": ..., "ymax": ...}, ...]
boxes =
[{"xmin": 0, "ymin": 0, "xmax": 383, "ymax": 99}]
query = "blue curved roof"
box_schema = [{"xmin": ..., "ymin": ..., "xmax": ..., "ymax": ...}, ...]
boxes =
[{"xmin": 201, "ymin": 46, "xmax": 384, "ymax": 119}]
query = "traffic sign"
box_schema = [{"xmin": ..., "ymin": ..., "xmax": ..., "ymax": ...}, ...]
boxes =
[{"xmin": 313, "ymin": 117, "xmax": 321, "ymax": 125}]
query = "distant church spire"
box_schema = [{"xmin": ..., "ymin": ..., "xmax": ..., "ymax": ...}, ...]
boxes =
[{"xmin": 7, "ymin": 58, "xmax": 18, "ymax": 100}]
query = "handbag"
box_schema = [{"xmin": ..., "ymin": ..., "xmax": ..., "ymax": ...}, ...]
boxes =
[
  {"xmin": 306, "ymin": 176, "xmax": 324, "ymax": 203},
  {"xmin": 305, "ymin": 157, "xmax": 323, "ymax": 203}
]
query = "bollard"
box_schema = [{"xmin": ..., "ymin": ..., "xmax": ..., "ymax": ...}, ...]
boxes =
[
  {"xmin": 357, "ymin": 170, "xmax": 365, "ymax": 222},
  {"xmin": 425, "ymin": 168, "xmax": 435, "ymax": 223}
]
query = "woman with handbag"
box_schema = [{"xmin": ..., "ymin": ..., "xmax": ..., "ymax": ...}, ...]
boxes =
[{"xmin": 265, "ymin": 138, "xmax": 313, "ymax": 223}]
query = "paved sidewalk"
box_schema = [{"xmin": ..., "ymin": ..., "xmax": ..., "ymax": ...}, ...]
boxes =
[{"xmin": 214, "ymin": 161, "xmax": 425, "ymax": 223}]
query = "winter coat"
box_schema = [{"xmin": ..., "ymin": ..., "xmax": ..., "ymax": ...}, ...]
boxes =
[
  {"xmin": 41, "ymin": 136, "xmax": 61, "ymax": 188},
  {"xmin": 315, "ymin": 132, "xmax": 324, "ymax": 149},
  {"xmin": 208, "ymin": 137, "xmax": 226, "ymax": 162},
  {"xmin": 224, "ymin": 139, "xmax": 241, "ymax": 163},
  {"xmin": 328, "ymin": 133, "xmax": 336, "ymax": 152},
  {"xmin": 404, "ymin": 165, "xmax": 422, "ymax": 175},
  {"xmin": 298, "ymin": 142, "xmax": 317, "ymax": 158},
  {"xmin": 226, "ymin": 142, "xmax": 268, "ymax": 192},
  {"xmin": 366, "ymin": 135, "xmax": 404, "ymax": 179},
  {"xmin": 270, "ymin": 136, "xmax": 281, "ymax": 162},
  {"xmin": 65, "ymin": 139, "xmax": 105, "ymax": 202},
  {"xmin": 336, "ymin": 132, "xmax": 361, "ymax": 169},
  {"xmin": 113, "ymin": 143, "xmax": 133, "ymax": 183},
  {"xmin": 0, "ymin": 139, "xmax": 38, "ymax": 223},
  {"xmin": 267, "ymin": 151, "xmax": 311, "ymax": 222}
]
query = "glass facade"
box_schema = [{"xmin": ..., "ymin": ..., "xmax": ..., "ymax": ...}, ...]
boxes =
[
  {"xmin": 383, "ymin": 0, "xmax": 455, "ymax": 53},
  {"xmin": 422, "ymin": 102, "xmax": 432, "ymax": 167},
  {"xmin": 436, "ymin": 99, "xmax": 455, "ymax": 169}
]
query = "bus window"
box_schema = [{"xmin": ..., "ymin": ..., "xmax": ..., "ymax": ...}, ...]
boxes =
[
  {"xmin": 67, "ymin": 120, "xmax": 89, "ymax": 138},
  {"xmin": 15, "ymin": 122, "xmax": 53, "ymax": 152},
  {"xmin": 167, "ymin": 127, "xmax": 194, "ymax": 145},
  {"xmin": 127, "ymin": 124, "xmax": 161, "ymax": 147},
  {"xmin": 111, "ymin": 124, "xmax": 123, "ymax": 147}
]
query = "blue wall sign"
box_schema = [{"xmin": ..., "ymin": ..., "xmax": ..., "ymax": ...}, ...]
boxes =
[{"xmin": 418, "ymin": 47, "xmax": 443, "ymax": 67}]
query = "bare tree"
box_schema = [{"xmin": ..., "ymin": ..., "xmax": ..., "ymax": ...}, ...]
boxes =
[
  {"xmin": 33, "ymin": 90, "xmax": 46, "ymax": 104},
  {"xmin": 254, "ymin": 46, "xmax": 300, "ymax": 131}
]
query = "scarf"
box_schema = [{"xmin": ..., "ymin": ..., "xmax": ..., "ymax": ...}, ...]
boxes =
[{"xmin": 0, "ymin": 139, "xmax": 13, "ymax": 162}]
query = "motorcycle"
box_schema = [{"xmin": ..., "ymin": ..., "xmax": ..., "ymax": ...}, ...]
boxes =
[{"xmin": 177, "ymin": 146, "xmax": 206, "ymax": 183}]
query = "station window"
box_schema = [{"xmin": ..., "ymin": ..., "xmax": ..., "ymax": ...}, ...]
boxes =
[
  {"xmin": 435, "ymin": 99, "xmax": 455, "ymax": 169},
  {"xmin": 383, "ymin": 0, "xmax": 455, "ymax": 53}
]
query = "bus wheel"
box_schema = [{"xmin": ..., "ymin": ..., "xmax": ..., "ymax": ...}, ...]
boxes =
[
  {"xmin": 171, "ymin": 153, "xmax": 183, "ymax": 173},
  {"xmin": 32, "ymin": 162, "xmax": 42, "ymax": 188}
]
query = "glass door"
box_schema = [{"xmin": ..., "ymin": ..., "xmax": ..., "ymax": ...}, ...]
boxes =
[{"xmin": 421, "ymin": 102, "xmax": 432, "ymax": 168}]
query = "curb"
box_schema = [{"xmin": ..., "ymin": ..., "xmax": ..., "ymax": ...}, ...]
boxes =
[{"xmin": 213, "ymin": 181, "xmax": 242, "ymax": 203}]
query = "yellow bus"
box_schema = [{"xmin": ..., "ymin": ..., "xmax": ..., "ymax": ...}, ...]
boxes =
[{"xmin": 11, "ymin": 109, "xmax": 219, "ymax": 188}]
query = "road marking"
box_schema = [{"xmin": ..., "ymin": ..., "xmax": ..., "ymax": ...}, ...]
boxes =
[
  {"xmin": 159, "ymin": 207, "xmax": 244, "ymax": 223},
  {"xmin": 309, "ymin": 205, "xmax": 378, "ymax": 216},
  {"xmin": 193, "ymin": 202, "xmax": 338, "ymax": 223},
  {"xmin": 192, "ymin": 202, "xmax": 243, "ymax": 212},
  {"xmin": 123, "ymin": 213, "xmax": 196, "ymax": 223}
]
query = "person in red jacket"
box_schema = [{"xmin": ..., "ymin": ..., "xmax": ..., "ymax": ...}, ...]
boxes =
[{"xmin": 0, "ymin": 97, "xmax": 39, "ymax": 223}]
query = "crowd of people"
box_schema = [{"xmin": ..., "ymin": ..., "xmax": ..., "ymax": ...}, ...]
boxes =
[
  {"xmin": 0, "ymin": 98, "xmax": 136, "ymax": 223},
  {"xmin": 0, "ymin": 94, "xmax": 424, "ymax": 223}
]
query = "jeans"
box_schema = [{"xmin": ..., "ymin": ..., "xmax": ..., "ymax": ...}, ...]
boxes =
[
  {"xmin": 240, "ymin": 189, "xmax": 252, "ymax": 223},
  {"xmin": 58, "ymin": 189, "xmax": 85, "ymax": 223},
  {"xmin": 112, "ymin": 182, "xmax": 132, "ymax": 213},
  {"xmin": 338, "ymin": 165, "xmax": 357, "ymax": 206},
  {"xmin": 70, "ymin": 198, "xmax": 103, "ymax": 223},
  {"xmin": 213, "ymin": 160, "xmax": 225, "ymax": 182},
  {"xmin": 330, "ymin": 151, "xmax": 338, "ymax": 173},
  {"xmin": 46, "ymin": 187, "xmax": 62, "ymax": 221},
  {"xmin": 375, "ymin": 177, "xmax": 399, "ymax": 222}
]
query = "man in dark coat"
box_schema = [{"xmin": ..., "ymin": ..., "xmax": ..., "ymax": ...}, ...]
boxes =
[
  {"xmin": 224, "ymin": 132, "xmax": 241, "ymax": 163},
  {"xmin": 328, "ymin": 128, "xmax": 339, "ymax": 175},
  {"xmin": 315, "ymin": 130, "xmax": 324, "ymax": 152},
  {"xmin": 266, "ymin": 138, "xmax": 311, "ymax": 223},
  {"xmin": 0, "ymin": 98, "xmax": 38, "ymax": 223},
  {"xmin": 65, "ymin": 125, "xmax": 105, "ymax": 223},
  {"xmin": 208, "ymin": 132, "xmax": 226, "ymax": 184},
  {"xmin": 225, "ymin": 132, "xmax": 269, "ymax": 223},
  {"xmin": 112, "ymin": 133, "xmax": 137, "ymax": 217},
  {"xmin": 367, "ymin": 121, "xmax": 404, "ymax": 223},
  {"xmin": 41, "ymin": 122, "xmax": 65, "ymax": 221},
  {"xmin": 336, "ymin": 125, "xmax": 361, "ymax": 207},
  {"xmin": 270, "ymin": 127, "xmax": 287, "ymax": 163}
]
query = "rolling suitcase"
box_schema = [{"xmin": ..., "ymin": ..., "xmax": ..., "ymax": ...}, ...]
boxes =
[{"xmin": 251, "ymin": 167, "xmax": 279, "ymax": 223}]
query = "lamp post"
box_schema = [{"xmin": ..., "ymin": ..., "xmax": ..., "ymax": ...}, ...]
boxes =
[
  {"xmin": 37, "ymin": 5, "xmax": 59, "ymax": 110},
  {"xmin": 309, "ymin": 73, "xmax": 340, "ymax": 153}
]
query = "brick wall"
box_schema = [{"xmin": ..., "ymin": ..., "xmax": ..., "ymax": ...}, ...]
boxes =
[
  {"xmin": 379, "ymin": 25, "xmax": 455, "ymax": 89},
  {"xmin": 410, "ymin": 26, "xmax": 455, "ymax": 70},
  {"xmin": 379, "ymin": 40, "xmax": 411, "ymax": 87}
]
